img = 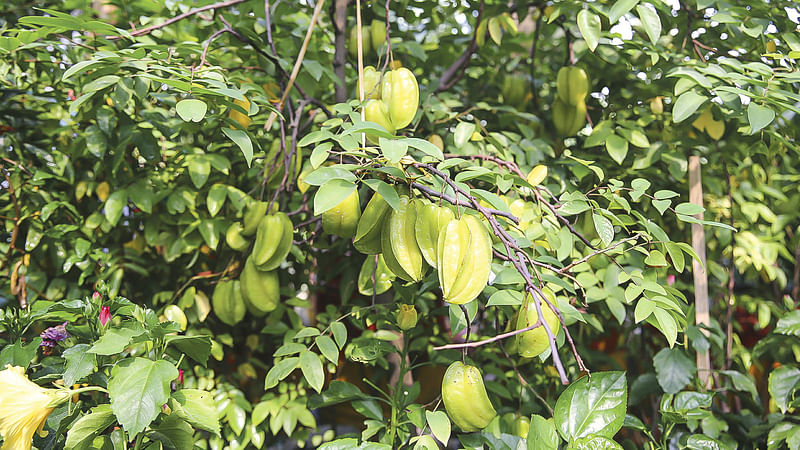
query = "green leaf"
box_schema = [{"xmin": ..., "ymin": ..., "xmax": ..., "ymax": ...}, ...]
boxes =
[
  {"xmin": 170, "ymin": 389, "xmax": 220, "ymax": 435},
  {"xmin": 207, "ymin": 183, "xmax": 227, "ymax": 217},
  {"xmin": 636, "ymin": 4, "xmax": 662, "ymax": 45},
  {"xmin": 300, "ymin": 350, "xmax": 325, "ymax": 393},
  {"xmin": 149, "ymin": 415, "xmax": 194, "ymax": 450},
  {"xmin": 605, "ymin": 134, "xmax": 629, "ymax": 165},
  {"xmin": 487, "ymin": 290, "xmax": 524, "ymax": 306},
  {"xmin": 652, "ymin": 198, "xmax": 671, "ymax": 215},
  {"xmin": 0, "ymin": 338, "xmax": 42, "ymax": 369},
  {"xmin": 674, "ymin": 202, "xmax": 704, "ymax": 216},
  {"xmin": 406, "ymin": 137, "xmax": 444, "ymax": 161},
  {"xmin": 314, "ymin": 179, "xmax": 356, "ymax": 215},
  {"xmin": 104, "ymin": 190, "xmax": 127, "ymax": 227},
  {"xmin": 425, "ymin": 410, "xmax": 451, "ymax": 445},
  {"xmin": 88, "ymin": 325, "xmax": 145, "ymax": 355},
  {"xmin": 528, "ymin": 414, "xmax": 560, "ymax": 450},
  {"xmin": 776, "ymin": 310, "xmax": 800, "ymax": 336},
  {"xmin": 63, "ymin": 343, "xmax": 97, "ymax": 386},
  {"xmin": 331, "ymin": 322, "xmax": 348, "ymax": 349},
  {"xmin": 645, "ymin": 250, "xmax": 668, "ymax": 267},
  {"xmin": 165, "ymin": 335, "xmax": 212, "ymax": 366},
  {"xmin": 593, "ymin": 213, "xmax": 614, "ymax": 246},
  {"xmin": 62, "ymin": 59, "xmax": 103, "ymax": 81},
  {"xmin": 307, "ymin": 381, "xmax": 365, "ymax": 409},
  {"xmin": 769, "ymin": 366, "xmax": 800, "ymax": 413},
  {"xmin": 572, "ymin": 435, "xmax": 623, "ymax": 449},
  {"xmin": 311, "ymin": 142, "xmax": 333, "ymax": 169},
  {"xmin": 747, "ymin": 103, "xmax": 775, "ymax": 134},
  {"xmin": 719, "ymin": 370, "xmax": 759, "ymax": 401},
  {"xmin": 188, "ymin": 157, "xmax": 211, "ymax": 189},
  {"xmin": 65, "ymin": 404, "xmax": 117, "ymax": 450},
  {"xmin": 652, "ymin": 348, "xmax": 696, "ymax": 394},
  {"xmin": 304, "ymin": 165, "xmax": 358, "ymax": 186},
  {"xmin": 553, "ymin": 371, "xmax": 627, "ymax": 441},
  {"xmin": 634, "ymin": 298, "xmax": 655, "ymax": 322},
  {"xmin": 363, "ymin": 179, "xmax": 400, "ymax": 211},
  {"xmin": 454, "ymin": 122, "xmax": 475, "ymax": 147},
  {"xmin": 316, "ymin": 335, "xmax": 339, "ymax": 365},
  {"xmin": 176, "ymin": 99, "xmax": 207, "ymax": 122},
  {"xmin": 653, "ymin": 308, "xmax": 678, "ymax": 347},
  {"xmin": 672, "ymin": 91, "xmax": 706, "ymax": 123},
  {"xmin": 265, "ymin": 357, "xmax": 300, "ymax": 389},
  {"xmin": 379, "ymin": 137, "xmax": 409, "ymax": 163},
  {"xmin": 108, "ymin": 357, "xmax": 178, "ymax": 436},
  {"xmin": 221, "ymin": 128, "xmax": 253, "ymax": 167},
  {"xmin": 608, "ymin": 0, "xmax": 639, "ymax": 24},
  {"xmin": 577, "ymin": 10, "xmax": 602, "ymax": 52},
  {"xmin": 665, "ymin": 242, "xmax": 685, "ymax": 272}
]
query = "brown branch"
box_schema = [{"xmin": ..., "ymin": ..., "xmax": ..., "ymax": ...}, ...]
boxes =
[
  {"xmin": 123, "ymin": 0, "xmax": 247, "ymax": 37},
  {"xmin": 558, "ymin": 236, "xmax": 640, "ymax": 274},
  {"xmin": 433, "ymin": 321, "xmax": 543, "ymax": 350},
  {"xmin": 416, "ymin": 162, "xmax": 574, "ymax": 384},
  {"xmin": 409, "ymin": 181, "xmax": 519, "ymax": 223},
  {"xmin": 499, "ymin": 339, "xmax": 554, "ymax": 416},
  {"xmin": 436, "ymin": 0, "xmax": 485, "ymax": 92},
  {"xmin": 444, "ymin": 153, "xmax": 525, "ymax": 178}
]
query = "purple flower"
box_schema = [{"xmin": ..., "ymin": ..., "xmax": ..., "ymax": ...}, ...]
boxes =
[
  {"xmin": 40, "ymin": 322, "xmax": 69, "ymax": 355},
  {"xmin": 99, "ymin": 306, "xmax": 111, "ymax": 327},
  {"xmin": 40, "ymin": 322, "xmax": 69, "ymax": 343}
]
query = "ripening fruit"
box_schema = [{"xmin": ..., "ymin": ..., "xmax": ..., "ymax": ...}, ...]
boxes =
[
  {"xmin": 359, "ymin": 66, "xmax": 382, "ymax": 100},
  {"xmin": 370, "ymin": 20, "xmax": 386, "ymax": 52},
  {"xmin": 556, "ymin": 66, "xmax": 589, "ymax": 106},
  {"xmin": 516, "ymin": 292, "xmax": 561, "ymax": 358},
  {"xmin": 229, "ymin": 97, "xmax": 251, "ymax": 129},
  {"xmin": 322, "ymin": 189, "xmax": 361, "ymax": 238}
]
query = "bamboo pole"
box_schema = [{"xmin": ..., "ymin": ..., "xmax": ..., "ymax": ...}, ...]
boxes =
[{"xmin": 689, "ymin": 155, "xmax": 712, "ymax": 388}]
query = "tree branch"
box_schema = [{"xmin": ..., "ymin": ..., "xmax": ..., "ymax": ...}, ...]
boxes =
[
  {"xmin": 124, "ymin": 0, "xmax": 247, "ymax": 37},
  {"xmin": 436, "ymin": 0, "xmax": 485, "ymax": 92}
]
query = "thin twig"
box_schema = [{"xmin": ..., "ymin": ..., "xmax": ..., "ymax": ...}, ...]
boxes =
[
  {"xmin": 265, "ymin": 0, "xmax": 327, "ymax": 130},
  {"xmin": 436, "ymin": 0, "xmax": 486, "ymax": 92},
  {"xmin": 122, "ymin": 0, "xmax": 247, "ymax": 38}
]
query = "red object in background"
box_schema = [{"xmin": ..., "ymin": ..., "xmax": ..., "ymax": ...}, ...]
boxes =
[{"xmin": 734, "ymin": 307, "xmax": 770, "ymax": 348}]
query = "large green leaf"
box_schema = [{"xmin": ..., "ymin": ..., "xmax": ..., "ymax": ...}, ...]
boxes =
[
  {"xmin": 0, "ymin": 338, "xmax": 42, "ymax": 369},
  {"xmin": 62, "ymin": 343, "xmax": 97, "ymax": 386},
  {"xmin": 553, "ymin": 371, "xmax": 627, "ymax": 441},
  {"xmin": 775, "ymin": 310, "xmax": 800, "ymax": 336},
  {"xmin": 652, "ymin": 348, "xmax": 696, "ymax": 394},
  {"xmin": 300, "ymin": 350, "xmax": 325, "ymax": 394},
  {"xmin": 107, "ymin": 357, "xmax": 179, "ymax": 436},
  {"xmin": 169, "ymin": 389, "xmax": 220, "ymax": 435},
  {"xmin": 64, "ymin": 404, "xmax": 117, "ymax": 450},
  {"xmin": 528, "ymin": 414, "xmax": 560, "ymax": 450},
  {"xmin": 577, "ymin": 10, "xmax": 602, "ymax": 52},
  {"xmin": 769, "ymin": 365, "xmax": 800, "ymax": 413}
]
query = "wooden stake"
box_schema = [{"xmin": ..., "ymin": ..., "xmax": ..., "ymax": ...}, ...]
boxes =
[{"xmin": 689, "ymin": 155, "xmax": 712, "ymax": 387}]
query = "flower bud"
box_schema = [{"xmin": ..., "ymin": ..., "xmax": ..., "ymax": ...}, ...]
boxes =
[
  {"xmin": 396, "ymin": 304, "xmax": 418, "ymax": 331},
  {"xmin": 99, "ymin": 306, "xmax": 111, "ymax": 327}
]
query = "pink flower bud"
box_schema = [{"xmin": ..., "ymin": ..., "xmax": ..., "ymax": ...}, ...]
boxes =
[
  {"xmin": 667, "ymin": 275, "xmax": 676, "ymax": 286},
  {"xmin": 177, "ymin": 369, "xmax": 184, "ymax": 385},
  {"xmin": 99, "ymin": 306, "xmax": 111, "ymax": 327},
  {"xmin": 92, "ymin": 291, "xmax": 101, "ymax": 301}
]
